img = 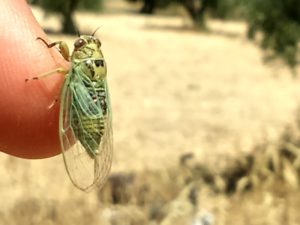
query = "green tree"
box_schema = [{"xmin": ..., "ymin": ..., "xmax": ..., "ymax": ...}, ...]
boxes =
[
  {"xmin": 136, "ymin": 0, "xmax": 242, "ymax": 28},
  {"xmin": 134, "ymin": 0, "xmax": 300, "ymax": 70},
  {"xmin": 245, "ymin": 0, "xmax": 300, "ymax": 70},
  {"xmin": 29, "ymin": 0, "xmax": 103, "ymax": 34}
]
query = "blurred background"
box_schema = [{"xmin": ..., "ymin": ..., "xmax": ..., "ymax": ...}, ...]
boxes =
[{"xmin": 1, "ymin": 0, "xmax": 300, "ymax": 224}]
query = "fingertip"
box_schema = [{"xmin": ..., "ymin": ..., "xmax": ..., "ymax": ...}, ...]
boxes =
[{"xmin": 0, "ymin": 0, "xmax": 68, "ymax": 158}]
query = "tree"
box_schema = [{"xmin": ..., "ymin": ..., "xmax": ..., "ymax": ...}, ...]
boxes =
[
  {"xmin": 29, "ymin": 0, "xmax": 103, "ymax": 34},
  {"xmin": 181, "ymin": 0, "xmax": 208, "ymax": 27},
  {"xmin": 140, "ymin": 0, "xmax": 156, "ymax": 14},
  {"xmin": 138, "ymin": 0, "xmax": 241, "ymax": 28},
  {"xmin": 245, "ymin": 0, "xmax": 300, "ymax": 70},
  {"xmin": 136, "ymin": 0, "xmax": 300, "ymax": 70}
]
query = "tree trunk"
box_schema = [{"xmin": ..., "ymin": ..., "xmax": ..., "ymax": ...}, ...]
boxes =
[
  {"xmin": 62, "ymin": 0, "xmax": 79, "ymax": 34},
  {"xmin": 62, "ymin": 13, "xmax": 77, "ymax": 34},
  {"xmin": 181, "ymin": 0, "xmax": 208, "ymax": 28},
  {"xmin": 140, "ymin": 0, "xmax": 156, "ymax": 14}
]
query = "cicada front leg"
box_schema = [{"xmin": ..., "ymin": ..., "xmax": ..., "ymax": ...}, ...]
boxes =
[
  {"xmin": 26, "ymin": 37, "xmax": 70, "ymax": 82},
  {"xmin": 25, "ymin": 37, "xmax": 70, "ymax": 109},
  {"xmin": 36, "ymin": 37, "xmax": 70, "ymax": 62}
]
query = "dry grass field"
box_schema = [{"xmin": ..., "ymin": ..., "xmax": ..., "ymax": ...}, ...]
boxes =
[{"xmin": 1, "ymin": 0, "xmax": 300, "ymax": 224}]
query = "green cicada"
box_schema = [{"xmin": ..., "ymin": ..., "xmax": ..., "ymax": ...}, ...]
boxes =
[{"xmin": 27, "ymin": 34, "xmax": 113, "ymax": 191}]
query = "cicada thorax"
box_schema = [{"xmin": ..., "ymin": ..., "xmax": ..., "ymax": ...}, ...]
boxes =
[
  {"xmin": 77, "ymin": 58, "xmax": 107, "ymax": 81},
  {"xmin": 71, "ymin": 35, "xmax": 107, "ymax": 81}
]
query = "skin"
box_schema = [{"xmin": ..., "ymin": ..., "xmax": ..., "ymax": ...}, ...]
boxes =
[{"xmin": 0, "ymin": 0, "xmax": 69, "ymax": 158}]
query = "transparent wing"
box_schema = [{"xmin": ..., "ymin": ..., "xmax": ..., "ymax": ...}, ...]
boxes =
[
  {"xmin": 59, "ymin": 72, "xmax": 113, "ymax": 192},
  {"xmin": 95, "ymin": 79, "xmax": 113, "ymax": 188}
]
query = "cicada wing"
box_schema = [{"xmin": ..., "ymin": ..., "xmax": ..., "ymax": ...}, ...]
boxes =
[
  {"xmin": 59, "ymin": 75, "xmax": 113, "ymax": 192},
  {"xmin": 93, "ymin": 80, "xmax": 113, "ymax": 188}
]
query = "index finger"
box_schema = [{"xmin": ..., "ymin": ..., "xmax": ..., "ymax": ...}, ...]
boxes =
[{"xmin": 0, "ymin": 0, "xmax": 69, "ymax": 159}]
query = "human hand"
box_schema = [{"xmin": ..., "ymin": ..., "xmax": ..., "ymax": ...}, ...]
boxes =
[{"xmin": 0, "ymin": 0, "xmax": 69, "ymax": 158}]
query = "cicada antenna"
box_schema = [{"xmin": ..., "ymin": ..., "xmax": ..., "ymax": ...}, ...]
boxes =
[{"xmin": 92, "ymin": 26, "xmax": 103, "ymax": 37}]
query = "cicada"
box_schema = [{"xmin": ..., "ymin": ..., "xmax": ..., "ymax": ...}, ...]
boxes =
[{"xmin": 27, "ymin": 34, "xmax": 113, "ymax": 192}]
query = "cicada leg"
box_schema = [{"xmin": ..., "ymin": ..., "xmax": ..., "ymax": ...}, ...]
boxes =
[
  {"xmin": 25, "ymin": 67, "xmax": 68, "ymax": 82},
  {"xmin": 48, "ymin": 98, "xmax": 59, "ymax": 109},
  {"xmin": 36, "ymin": 37, "xmax": 70, "ymax": 62},
  {"xmin": 25, "ymin": 67, "xmax": 67, "ymax": 109},
  {"xmin": 25, "ymin": 37, "xmax": 70, "ymax": 108},
  {"xmin": 26, "ymin": 36, "xmax": 70, "ymax": 82},
  {"xmin": 26, "ymin": 36, "xmax": 71, "ymax": 81}
]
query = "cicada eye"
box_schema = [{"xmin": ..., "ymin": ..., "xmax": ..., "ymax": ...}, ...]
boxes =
[{"xmin": 74, "ymin": 38, "xmax": 86, "ymax": 49}]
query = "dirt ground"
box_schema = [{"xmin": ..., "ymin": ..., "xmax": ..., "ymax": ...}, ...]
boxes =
[{"xmin": 1, "ymin": 1, "xmax": 300, "ymax": 224}]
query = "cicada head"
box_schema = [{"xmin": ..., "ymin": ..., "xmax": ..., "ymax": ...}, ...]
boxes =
[{"xmin": 71, "ymin": 35, "xmax": 107, "ymax": 80}]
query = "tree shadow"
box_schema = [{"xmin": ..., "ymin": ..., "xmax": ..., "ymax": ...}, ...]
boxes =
[
  {"xmin": 143, "ymin": 22, "xmax": 244, "ymax": 39},
  {"xmin": 43, "ymin": 27, "xmax": 97, "ymax": 37}
]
